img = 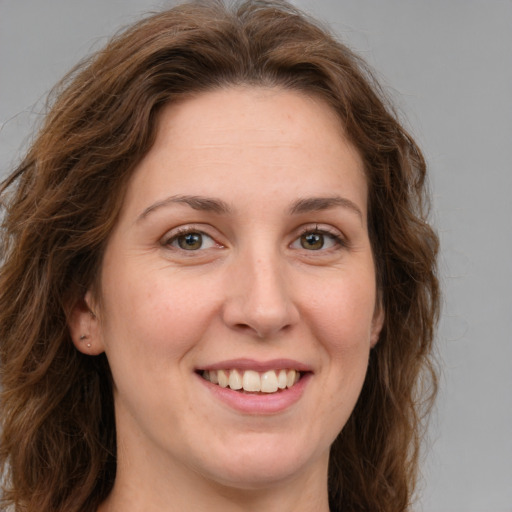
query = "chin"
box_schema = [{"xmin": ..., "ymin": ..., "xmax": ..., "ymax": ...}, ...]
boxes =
[{"xmin": 191, "ymin": 433, "xmax": 327, "ymax": 490}]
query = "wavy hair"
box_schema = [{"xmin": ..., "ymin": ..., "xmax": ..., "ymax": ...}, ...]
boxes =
[{"xmin": 0, "ymin": 1, "xmax": 439, "ymax": 511}]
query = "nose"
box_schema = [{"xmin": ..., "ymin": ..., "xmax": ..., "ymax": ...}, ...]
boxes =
[{"xmin": 221, "ymin": 250, "xmax": 300, "ymax": 339}]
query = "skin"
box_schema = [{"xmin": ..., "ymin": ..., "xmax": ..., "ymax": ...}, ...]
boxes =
[{"xmin": 70, "ymin": 87, "xmax": 383, "ymax": 512}]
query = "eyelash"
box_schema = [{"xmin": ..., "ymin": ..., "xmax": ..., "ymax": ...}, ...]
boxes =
[
  {"xmin": 162, "ymin": 226, "xmax": 218, "ymax": 251},
  {"xmin": 293, "ymin": 225, "xmax": 347, "ymax": 251},
  {"xmin": 161, "ymin": 225, "xmax": 348, "ymax": 253}
]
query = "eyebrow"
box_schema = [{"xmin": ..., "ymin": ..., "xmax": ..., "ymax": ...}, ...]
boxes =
[
  {"xmin": 289, "ymin": 196, "xmax": 363, "ymax": 220},
  {"xmin": 137, "ymin": 194, "xmax": 363, "ymax": 222},
  {"xmin": 137, "ymin": 194, "xmax": 232, "ymax": 221}
]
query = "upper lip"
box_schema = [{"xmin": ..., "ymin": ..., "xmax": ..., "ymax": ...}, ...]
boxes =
[{"xmin": 197, "ymin": 358, "xmax": 313, "ymax": 373}]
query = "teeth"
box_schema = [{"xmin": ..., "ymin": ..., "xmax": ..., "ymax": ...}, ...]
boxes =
[
  {"xmin": 228, "ymin": 369, "xmax": 243, "ymax": 390},
  {"xmin": 209, "ymin": 370, "xmax": 219, "ymax": 385},
  {"xmin": 277, "ymin": 369, "xmax": 287, "ymax": 389},
  {"xmin": 202, "ymin": 369, "xmax": 302, "ymax": 393},
  {"xmin": 243, "ymin": 370, "xmax": 261, "ymax": 392},
  {"xmin": 218, "ymin": 369, "xmax": 229, "ymax": 388},
  {"xmin": 286, "ymin": 369, "xmax": 296, "ymax": 388},
  {"xmin": 260, "ymin": 370, "xmax": 279, "ymax": 393}
]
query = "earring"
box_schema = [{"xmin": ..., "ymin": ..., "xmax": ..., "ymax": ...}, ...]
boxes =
[{"xmin": 80, "ymin": 334, "xmax": 92, "ymax": 348}]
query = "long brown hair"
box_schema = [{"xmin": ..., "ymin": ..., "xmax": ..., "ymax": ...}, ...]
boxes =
[{"xmin": 0, "ymin": 1, "xmax": 439, "ymax": 511}]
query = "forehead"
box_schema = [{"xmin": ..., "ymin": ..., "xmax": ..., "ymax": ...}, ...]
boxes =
[
  {"xmin": 153, "ymin": 86, "xmax": 349, "ymax": 156},
  {"xmin": 122, "ymin": 86, "xmax": 367, "ymax": 218}
]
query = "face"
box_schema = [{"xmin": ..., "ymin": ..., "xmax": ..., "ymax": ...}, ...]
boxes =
[{"xmin": 71, "ymin": 87, "xmax": 383, "ymax": 492}]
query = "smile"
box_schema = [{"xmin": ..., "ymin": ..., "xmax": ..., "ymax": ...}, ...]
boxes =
[{"xmin": 201, "ymin": 369, "xmax": 301, "ymax": 394}]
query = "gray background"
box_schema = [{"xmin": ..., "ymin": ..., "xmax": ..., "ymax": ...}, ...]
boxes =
[{"xmin": 1, "ymin": 1, "xmax": 511, "ymax": 511}]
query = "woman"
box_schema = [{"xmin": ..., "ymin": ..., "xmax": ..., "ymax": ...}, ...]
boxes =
[{"xmin": 0, "ymin": 1, "xmax": 439, "ymax": 511}]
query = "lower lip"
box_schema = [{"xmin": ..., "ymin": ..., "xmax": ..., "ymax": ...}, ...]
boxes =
[{"xmin": 197, "ymin": 373, "xmax": 311, "ymax": 414}]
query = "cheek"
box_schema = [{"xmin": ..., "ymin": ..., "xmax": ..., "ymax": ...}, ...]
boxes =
[
  {"xmin": 99, "ymin": 264, "xmax": 221, "ymax": 362},
  {"xmin": 306, "ymin": 271, "xmax": 377, "ymax": 406},
  {"xmin": 301, "ymin": 280, "xmax": 376, "ymax": 444},
  {"xmin": 309, "ymin": 275, "xmax": 378, "ymax": 350}
]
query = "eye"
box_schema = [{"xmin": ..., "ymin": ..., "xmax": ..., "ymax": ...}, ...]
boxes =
[
  {"xmin": 300, "ymin": 232, "xmax": 324, "ymax": 250},
  {"xmin": 291, "ymin": 228, "xmax": 344, "ymax": 251},
  {"xmin": 165, "ymin": 230, "xmax": 217, "ymax": 251}
]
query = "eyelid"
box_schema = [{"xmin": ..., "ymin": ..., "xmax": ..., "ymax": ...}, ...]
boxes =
[
  {"xmin": 297, "ymin": 224, "xmax": 343, "ymax": 238},
  {"xmin": 160, "ymin": 224, "xmax": 223, "ymax": 250},
  {"xmin": 291, "ymin": 224, "xmax": 348, "ymax": 250}
]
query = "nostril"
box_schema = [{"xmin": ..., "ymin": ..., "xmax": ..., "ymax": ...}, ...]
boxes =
[
  {"xmin": 233, "ymin": 323, "xmax": 256, "ymax": 334},
  {"xmin": 221, "ymin": 287, "xmax": 299, "ymax": 338}
]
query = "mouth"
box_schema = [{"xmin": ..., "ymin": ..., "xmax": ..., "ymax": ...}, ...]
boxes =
[{"xmin": 199, "ymin": 368, "xmax": 303, "ymax": 394}]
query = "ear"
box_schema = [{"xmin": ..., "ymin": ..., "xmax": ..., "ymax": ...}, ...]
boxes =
[
  {"xmin": 370, "ymin": 304, "xmax": 385, "ymax": 348},
  {"xmin": 67, "ymin": 290, "xmax": 104, "ymax": 355}
]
